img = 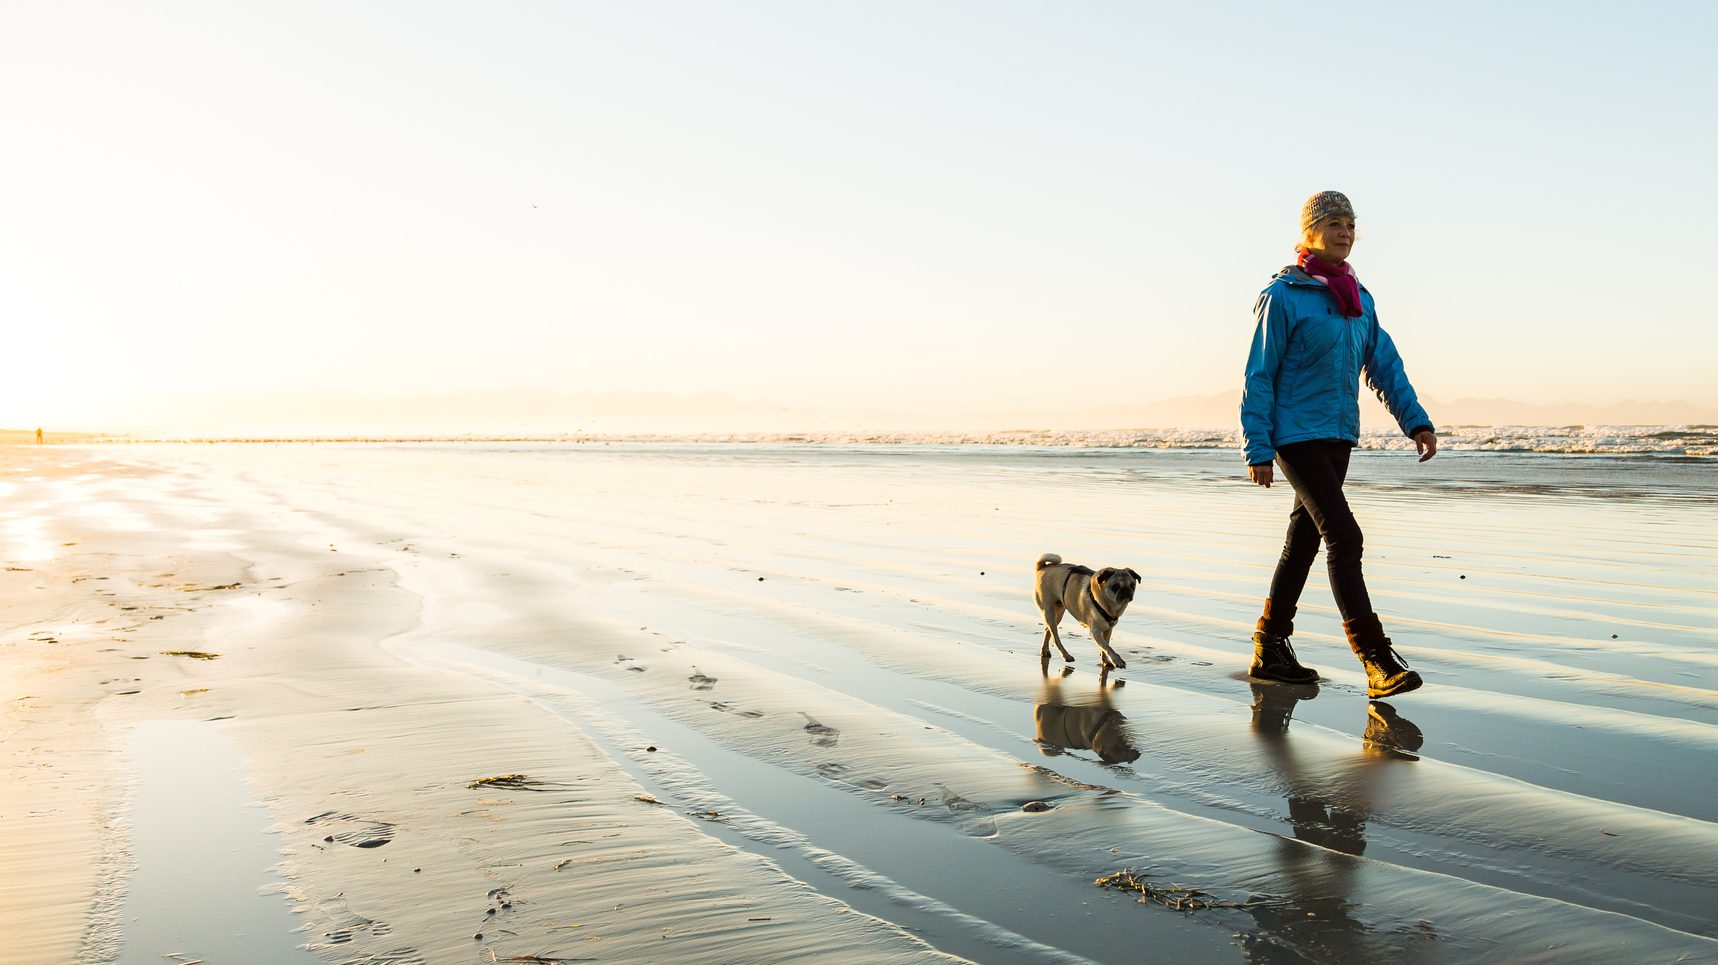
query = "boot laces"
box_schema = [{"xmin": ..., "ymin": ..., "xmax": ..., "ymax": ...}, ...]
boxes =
[
  {"xmin": 1375, "ymin": 639, "xmax": 1410, "ymax": 674},
  {"xmin": 1260, "ymin": 634, "xmax": 1305, "ymax": 669}
]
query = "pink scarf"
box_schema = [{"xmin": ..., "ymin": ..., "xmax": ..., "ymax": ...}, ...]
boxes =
[{"xmin": 1298, "ymin": 249, "xmax": 1363, "ymax": 318}]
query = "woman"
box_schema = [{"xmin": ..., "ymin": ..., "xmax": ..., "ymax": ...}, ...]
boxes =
[{"xmin": 1239, "ymin": 190, "xmax": 1435, "ymax": 699}]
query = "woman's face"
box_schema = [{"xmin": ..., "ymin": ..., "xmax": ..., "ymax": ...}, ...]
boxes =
[{"xmin": 1304, "ymin": 216, "xmax": 1357, "ymax": 264}]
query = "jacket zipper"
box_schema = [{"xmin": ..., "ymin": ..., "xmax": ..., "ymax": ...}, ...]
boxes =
[{"xmin": 1343, "ymin": 314, "xmax": 1356, "ymax": 435}]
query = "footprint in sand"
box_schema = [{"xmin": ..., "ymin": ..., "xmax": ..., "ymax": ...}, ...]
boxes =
[
  {"xmin": 306, "ymin": 811, "xmax": 396, "ymax": 849},
  {"xmin": 800, "ymin": 714, "xmax": 840, "ymax": 747},
  {"xmin": 710, "ymin": 701, "xmax": 767, "ymax": 718},
  {"xmin": 816, "ymin": 762, "xmax": 887, "ymax": 790},
  {"xmin": 689, "ymin": 671, "xmax": 717, "ymax": 691},
  {"xmin": 338, "ymin": 950, "xmax": 424, "ymax": 965},
  {"xmin": 313, "ymin": 899, "xmax": 418, "ymax": 962},
  {"xmin": 321, "ymin": 917, "xmax": 393, "ymax": 944}
]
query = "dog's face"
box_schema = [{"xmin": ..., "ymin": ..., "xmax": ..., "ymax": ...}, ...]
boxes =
[{"xmin": 1094, "ymin": 567, "xmax": 1142, "ymax": 608}]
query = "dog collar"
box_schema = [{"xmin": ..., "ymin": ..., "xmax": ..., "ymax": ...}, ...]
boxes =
[{"xmin": 1087, "ymin": 583, "xmax": 1120, "ymax": 623}]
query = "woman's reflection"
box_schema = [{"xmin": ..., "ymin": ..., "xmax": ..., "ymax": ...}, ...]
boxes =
[
  {"xmin": 1252, "ymin": 684, "xmax": 1424, "ymax": 855},
  {"xmin": 1242, "ymin": 684, "xmax": 1429, "ymax": 959}
]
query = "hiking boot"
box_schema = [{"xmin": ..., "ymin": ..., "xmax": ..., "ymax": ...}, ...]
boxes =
[
  {"xmin": 1358, "ymin": 642, "xmax": 1421, "ymax": 698},
  {"xmin": 1250, "ymin": 631, "xmax": 1319, "ymax": 684},
  {"xmin": 1363, "ymin": 700, "xmax": 1424, "ymax": 758},
  {"xmin": 1343, "ymin": 614, "xmax": 1423, "ymax": 699}
]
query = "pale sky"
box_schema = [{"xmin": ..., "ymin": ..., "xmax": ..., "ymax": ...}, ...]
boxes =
[{"xmin": 4, "ymin": 1, "xmax": 1715, "ymax": 433}]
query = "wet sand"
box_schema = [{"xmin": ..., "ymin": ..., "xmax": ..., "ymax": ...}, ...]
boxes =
[{"xmin": 2, "ymin": 442, "xmax": 1713, "ymax": 963}]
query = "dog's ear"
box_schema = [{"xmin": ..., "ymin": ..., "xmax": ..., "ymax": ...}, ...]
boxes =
[
  {"xmin": 1126, "ymin": 568, "xmax": 1141, "ymax": 582},
  {"xmin": 1096, "ymin": 567, "xmax": 1116, "ymax": 583}
]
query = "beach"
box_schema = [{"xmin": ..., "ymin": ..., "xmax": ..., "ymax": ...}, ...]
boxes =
[{"xmin": 3, "ymin": 440, "xmax": 1714, "ymax": 964}]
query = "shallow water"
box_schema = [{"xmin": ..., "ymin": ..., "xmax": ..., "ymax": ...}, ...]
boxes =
[
  {"xmin": 115, "ymin": 721, "xmax": 317, "ymax": 964},
  {"xmin": 73, "ymin": 443, "xmax": 1718, "ymax": 962}
]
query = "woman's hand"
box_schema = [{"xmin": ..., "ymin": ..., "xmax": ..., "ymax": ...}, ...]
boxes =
[
  {"xmin": 1249, "ymin": 463, "xmax": 1274, "ymax": 487},
  {"xmin": 1414, "ymin": 430, "xmax": 1438, "ymax": 462}
]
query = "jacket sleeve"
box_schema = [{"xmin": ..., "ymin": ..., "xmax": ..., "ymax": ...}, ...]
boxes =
[
  {"xmin": 1364, "ymin": 318, "xmax": 1434, "ymax": 438},
  {"xmin": 1240, "ymin": 288, "xmax": 1291, "ymax": 465}
]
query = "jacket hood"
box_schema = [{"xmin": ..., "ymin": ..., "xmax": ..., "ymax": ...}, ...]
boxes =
[{"xmin": 1272, "ymin": 265, "xmax": 1371, "ymax": 293}]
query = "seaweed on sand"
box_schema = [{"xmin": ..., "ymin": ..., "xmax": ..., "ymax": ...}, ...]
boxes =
[
  {"xmin": 161, "ymin": 650, "xmax": 220, "ymax": 660},
  {"xmin": 468, "ymin": 774, "xmax": 567, "ymax": 791},
  {"xmin": 1095, "ymin": 870, "xmax": 1291, "ymax": 912}
]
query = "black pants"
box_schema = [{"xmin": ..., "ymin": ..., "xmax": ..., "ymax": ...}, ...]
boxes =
[{"xmin": 1267, "ymin": 439, "xmax": 1373, "ymax": 621}]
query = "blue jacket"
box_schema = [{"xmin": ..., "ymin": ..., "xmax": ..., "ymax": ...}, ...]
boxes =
[{"xmin": 1240, "ymin": 266, "xmax": 1432, "ymax": 466}]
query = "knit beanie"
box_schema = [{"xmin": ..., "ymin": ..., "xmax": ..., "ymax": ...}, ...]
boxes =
[{"xmin": 1300, "ymin": 190, "xmax": 1356, "ymax": 235}]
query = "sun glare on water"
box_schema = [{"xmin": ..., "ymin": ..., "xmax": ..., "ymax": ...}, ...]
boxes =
[{"xmin": 4, "ymin": 514, "xmax": 58, "ymax": 562}]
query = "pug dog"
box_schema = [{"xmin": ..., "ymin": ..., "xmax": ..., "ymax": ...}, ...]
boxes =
[{"xmin": 1034, "ymin": 553, "xmax": 1140, "ymax": 670}]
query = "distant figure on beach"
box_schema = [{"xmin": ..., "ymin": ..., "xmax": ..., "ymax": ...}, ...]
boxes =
[
  {"xmin": 36, "ymin": 427, "xmax": 43, "ymax": 444},
  {"xmin": 1240, "ymin": 190, "xmax": 1436, "ymax": 699}
]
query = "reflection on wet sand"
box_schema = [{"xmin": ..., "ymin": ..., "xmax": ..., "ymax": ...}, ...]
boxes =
[
  {"xmin": 1033, "ymin": 661, "xmax": 1141, "ymax": 765},
  {"xmin": 1243, "ymin": 683, "xmax": 1433, "ymax": 962}
]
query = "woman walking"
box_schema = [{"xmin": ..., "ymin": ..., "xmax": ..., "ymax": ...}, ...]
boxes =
[{"xmin": 1240, "ymin": 190, "xmax": 1435, "ymax": 698}]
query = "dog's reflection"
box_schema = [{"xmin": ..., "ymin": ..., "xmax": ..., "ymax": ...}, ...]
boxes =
[
  {"xmin": 1243, "ymin": 683, "xmax": 1426, "ymax": 959},
  {"xmin": 1033, "ymin": 661, "xmax": 1141, "ymax": 764}
]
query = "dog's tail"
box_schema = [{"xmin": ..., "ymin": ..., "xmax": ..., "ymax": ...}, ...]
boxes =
[{"xmin": 1036, "ymin": 553, "xmax": 1062, "ymax": 571}]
